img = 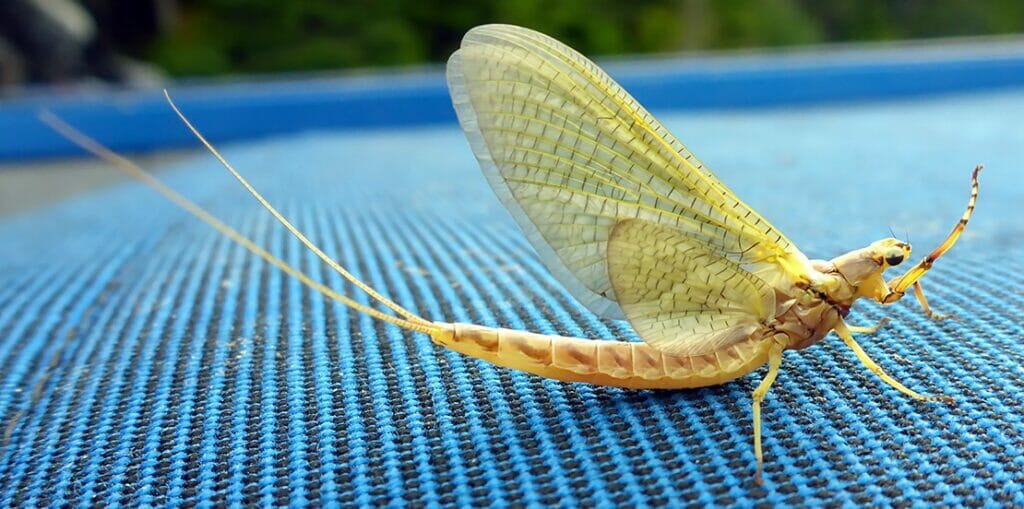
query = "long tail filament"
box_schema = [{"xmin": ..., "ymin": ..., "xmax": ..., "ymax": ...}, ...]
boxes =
[
  {"xmin": 38, "ymin": 108, "xmax": 439, "ymax": 336},
  {"xmin": 160, "ymin": 90, "xmax": 430, "ymax": 326}
]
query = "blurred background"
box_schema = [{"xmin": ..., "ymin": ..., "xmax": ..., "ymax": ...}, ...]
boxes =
[
  {"xmin": 2, "ymin": 0, "xmax": 1024, "ymax": 215},
  {"xmin": 3, "ymin": 0, "xmax": 1024, "ymax": 88}
]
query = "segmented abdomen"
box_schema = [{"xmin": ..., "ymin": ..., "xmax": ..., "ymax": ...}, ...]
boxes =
[{"xmin": 431, "ymin": 322, "xmax": 774, "ymax": 389}]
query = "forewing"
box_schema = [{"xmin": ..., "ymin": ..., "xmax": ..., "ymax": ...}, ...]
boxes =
[
  {"xmin": 447, "ymin": 24, "xmax": 809, "ymax": 319},
  {"xmin": 607, "ymin": 219, "xmax": 775, "ymax": 355}
]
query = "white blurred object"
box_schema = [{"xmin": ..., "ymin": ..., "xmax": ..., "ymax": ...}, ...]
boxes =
[{"xmin": 33, "ymin": 0, "xmax": 96, "ymax": 43}]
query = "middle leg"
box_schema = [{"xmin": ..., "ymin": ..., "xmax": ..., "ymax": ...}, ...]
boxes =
[
  {"xmin": 847, "ymin": 317, "xmax": 890, "ymax": 334},
  {"xmin": 833, "ymin": 320, "xmax": 952, "ymax": 403}
]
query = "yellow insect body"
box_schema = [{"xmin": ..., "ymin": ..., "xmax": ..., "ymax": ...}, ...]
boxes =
[
  {"xmin": 42, "ymin": 24, "xmax": 981, "ymax": 484},
  {"xmin": 431, "ymin": 322, "xmax": 776, "ymax": 390},
  {"xmin": 445, "ymin": 25, "xmax": 979, "ymax": 480}
]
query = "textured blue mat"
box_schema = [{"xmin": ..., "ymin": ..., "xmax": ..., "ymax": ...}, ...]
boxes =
[{"xmin": 1, "ymin": 88, "xmax": 1023, "ymax": 506}]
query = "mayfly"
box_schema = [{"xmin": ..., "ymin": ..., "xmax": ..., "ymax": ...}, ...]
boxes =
[{"xmin": 42, "ymin": 24, "xmax": 981, "ymax": 483}]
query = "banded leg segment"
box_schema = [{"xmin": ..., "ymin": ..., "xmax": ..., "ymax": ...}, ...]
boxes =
[
  {"xmin": 753, "ymin": 341, "xmax": 785, "ymax": 484},
  {"xmin": 883, "ymin": 164, "xmax": 981, "ymax": 304},
  {"xmin": 833, "ymin": 321, "xmax": 953, "ymax": 403}
]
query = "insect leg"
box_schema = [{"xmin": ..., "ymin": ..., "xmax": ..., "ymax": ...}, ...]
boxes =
[
  {"xmin": 833, "ymin": 321, "xmax": 953, "ymax": 403},
  {"xmin": 883, "ymin": 164, "xmax": 981, "ymax": 303},
  {"xmin": 752, "ymin": 341, "xmax": 785, "ymax": 485},
  {"xmin": 846, "ymin": 317, "xmax": 890, "ymax": 335},
  {"xmin": 913, "ymin": 282, "xmax": 954, "ymax": 321}
]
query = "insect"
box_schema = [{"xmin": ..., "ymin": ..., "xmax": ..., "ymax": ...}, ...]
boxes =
[{"xmin": 42, "ymin": 24, "xmax": 981, "ymax": 484}]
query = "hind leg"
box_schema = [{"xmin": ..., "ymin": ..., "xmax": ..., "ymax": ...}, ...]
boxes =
[{"xmin": 752, "ymin": 341, "xmax": 786, "ymax": 484}]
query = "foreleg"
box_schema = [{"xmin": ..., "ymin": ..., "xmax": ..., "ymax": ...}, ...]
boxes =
[{"xmin": 913, "ymin": 282, "xmax": 955, "ymax": 321}]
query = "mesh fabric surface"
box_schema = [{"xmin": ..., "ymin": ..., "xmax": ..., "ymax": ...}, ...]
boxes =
[{"xmin": 1, "ymin": 90, "xmax": 1023, "ymax": 506}]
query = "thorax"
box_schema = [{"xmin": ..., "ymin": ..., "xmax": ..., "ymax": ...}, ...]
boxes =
[{"xmin": 769, "ymin": 263, "xmax": 855, "ymax": 350}]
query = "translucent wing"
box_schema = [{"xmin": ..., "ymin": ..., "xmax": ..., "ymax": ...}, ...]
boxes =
[
  {"xmin": 607, "ymin": 219, "xmax": 775, "ymax": 355},
  {"xmin": 447, "ymin": 24, "xmax": 810, "ymax": 319}
]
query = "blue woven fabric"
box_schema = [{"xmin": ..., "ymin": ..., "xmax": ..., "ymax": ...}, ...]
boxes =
[{"xmin": 1, "ymin": 88, "xmax": 1023, "ymax": 506}]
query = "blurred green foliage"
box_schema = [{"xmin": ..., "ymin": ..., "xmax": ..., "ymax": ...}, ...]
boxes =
[{"xmin": 147, "ymin": 0, "xmax": 1024, "ymax": 76}]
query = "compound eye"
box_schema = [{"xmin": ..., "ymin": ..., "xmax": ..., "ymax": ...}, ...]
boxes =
[{"xmin": 885, "ymin": 253, "xmax": 904, "ymax": 266}]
